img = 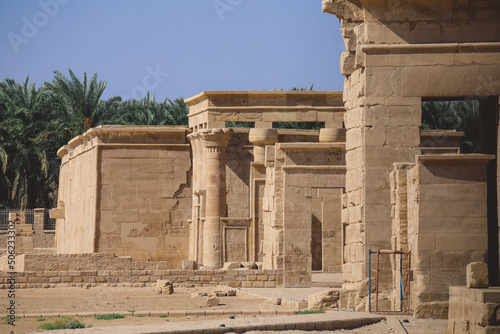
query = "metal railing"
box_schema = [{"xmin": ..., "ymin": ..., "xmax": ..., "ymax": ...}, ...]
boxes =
[
  {"xmin": 44, "ymin": 209, "xmax": 56, "ymax": 230},
  {"xmin": 0, "ymin": 209, "xmax": 55, "ymax": 231}
]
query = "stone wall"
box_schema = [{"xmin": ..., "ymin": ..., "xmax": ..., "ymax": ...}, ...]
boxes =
[
  {"xmin": 448, "ymin": 286, "xmax": 500, "ymax": 334},
  {"xmin": 322, "ymin": 0, "xmax": 500, "ymax": 312},
  {"xmin": 0, "ymin": 268, "xmax": 278, "ymax": 289},
  {"xmin": 406, "ymin": 155, "xmax": 492, "ymax": 318},
  {"xmin": 185, "ymin": 91, "xmax": 346, "ymax": 273},
  {"xmin": 262, "ymin": 141, "xmax": 346, "ymax": 287},
  {"xmin": 53, "ymin": 126, "xmax": 192, "ymax": 268}
]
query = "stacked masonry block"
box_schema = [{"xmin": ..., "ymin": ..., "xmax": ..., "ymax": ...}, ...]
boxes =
[
  {"xmin": 407, "ymin": 155, "xmax": 492, "ymax": 319},
  {"xmin": 448, "ymin": 287, "xmax": 500, "ymax": 334},
  {"xmin": 324, "ymin": 0, "xmax": 500, "ymax": 315},
  {"xmin": 0, "ymin": 269, "xmax": 279, "ymax": 289}
]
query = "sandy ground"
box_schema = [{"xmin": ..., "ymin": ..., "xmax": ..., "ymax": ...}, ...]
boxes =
[
  {"xmin": 0, "ymin": 285, "xmax": 396, "ymax": 334},
  {"xmin": 1, "ymin": 286, "xmax": 296, "ymax": 333}
]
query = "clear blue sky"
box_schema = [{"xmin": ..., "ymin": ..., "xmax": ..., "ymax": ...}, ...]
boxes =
[{"xmin": 0, "ymin": 0, "xmax": 344, "ymax": 101}]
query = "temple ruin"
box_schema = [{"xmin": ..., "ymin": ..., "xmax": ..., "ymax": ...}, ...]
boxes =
[{"xmin": 1, "ymin": 0, "xmax": 500, "ymax": 330}]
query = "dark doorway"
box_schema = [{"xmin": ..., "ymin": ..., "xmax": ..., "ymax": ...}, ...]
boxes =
[
  {"xmin": 311, "ymin": 213, "xmax": 323, "ymax": 270},
  {"xmin": 479, "ymin": 96, "xmax": 499, "ymax": 286}
]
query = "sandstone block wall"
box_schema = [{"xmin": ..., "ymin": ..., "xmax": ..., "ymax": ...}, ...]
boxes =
[
  {"xmin": 323, "ymin": 0, "xmax": 500, "ymax": 312},
  {"xmin": 0, "ymin": 268, "xmax": 279, "ymax": 289},
  {"xmin": 448, "ymin": 287, "xmax": 500, "ymax": 334},
  {"xmin": 54, "ymin": 126, "xmax": 192, "ymax": 268},
  {"xmin": 186, "ymin": 91, "xmax": 346, "ymax": 276},
  {"xmin": 407, "ymin": 155, "xmax": 492, "ymax": 319},
  {"xmin": 262, "ymin": 142, "xmax": 346, "ymax": 287}
]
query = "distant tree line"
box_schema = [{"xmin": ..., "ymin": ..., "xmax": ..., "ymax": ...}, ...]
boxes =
[
  {"xmin": 422, "ymin": 100, "xmax": 480, "ymax": 154},
  {"xmin": 1, "ymin": 71, "xmax": 481, "ymax": 211},
  {"xmin": 0, "ymin": 69, "xmax": 188, "ymax": 210}
]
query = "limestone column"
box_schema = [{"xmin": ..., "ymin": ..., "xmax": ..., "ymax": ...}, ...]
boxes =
[
  {"xmin": 248, "ymin": 128, "xmax": 278, "ymax": 163},
  {"xmin": 248, "ymin": 128, "xmax": 278, "ymax": 262},
  {"xmin": 199, "ymin": 128, "xmax": 233, "ymax": 268},
  {"xmin": 187, "ymin": 133, "xmax": 201, "ymax": 261}
]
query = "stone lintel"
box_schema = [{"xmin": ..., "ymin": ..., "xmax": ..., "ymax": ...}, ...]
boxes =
[
  {"xmin": 416, "ymin": 154, "xmax": 495, "ymax": 164},
  {"xmin": 278, "ymin": 142, "xmax": 346, "ymax": 151},
  {"xmin": 362, "ymin": 42, "xmax": 500, "ymax": 55},
  {"xmin": 282, "ymin": 165, "xmax": 347, "ymax": 171},
  {"xmin": 421, "ymin": 130, "xmax": 465, "ymax": 138},
  {"xmin": 57, "ymin": 126, "xmax": 190, "ymax": 158}
]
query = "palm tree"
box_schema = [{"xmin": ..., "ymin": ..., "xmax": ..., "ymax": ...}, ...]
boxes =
[
  {"xmin": 45, "ymin": 69, "xmax": 107, "ymax": 136},
  {"xmin": 0, "ymin": 77, "xmax": 54, "ymax": 209},
  {"xmin": 107, "ymin": 93, "xmax": 188, "ymax": 126},
  {"xmin": 422, "ymin": 100, "xmax": 479, "ymax": 153}
]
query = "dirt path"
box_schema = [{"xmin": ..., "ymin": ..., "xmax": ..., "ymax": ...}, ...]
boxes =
[{"xmin": 1, "ymin": 286, "xmax": 296, "ymax": 333}]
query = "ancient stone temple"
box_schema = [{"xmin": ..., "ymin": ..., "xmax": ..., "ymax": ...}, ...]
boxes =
[
  {"xmin": 45, "ymin": 90, "xmax": 346, "ymax": 288},
  {"xmin": 184, "ymin": 91, "xmax": 346, "ymax": 286},
  {"xmin": 322, "ymin": 0, "xmax": 500, "ymax": 318},
  {"xmin": 1, "ymin": 1, "xmax": 500, "ymax": 328}
]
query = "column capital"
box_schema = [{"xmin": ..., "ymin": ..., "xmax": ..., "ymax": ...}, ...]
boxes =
[
  {"xmin": 199, "ymin": 128, "xmax": 233, "ymax": 148},
  {"xmin": 248, "ymin": 128, "xmax": 278, "ymax": 146}
]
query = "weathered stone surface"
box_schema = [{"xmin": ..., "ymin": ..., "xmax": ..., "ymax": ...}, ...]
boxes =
[
  {"xmin": 414, "ymin": 301, "xmax": 449, "ymax": 320},
  {"xmin": 467, "ymin": 262, "xmax": 489, "ymax": 289},
  {"xmin": 222, "ymin": 262, "xmax": 241, "ymax": 270},
  {"xmin": 155, "ymin": 280, "xmax": 173, "ymax": 295},
  {"xmin": 211, "ymin": 290, "xmax": 227, "ymax": 297},
  {"xmin": 355, "ymin": 277, "xmax": 376, "ymax": 299},
  {"xmin": 308, "ymin": 289, "xmax": 340, "ymax": 310},
  {"xmin": 206, "ymin": 296, "xmax": 220, "ymax": 307}
]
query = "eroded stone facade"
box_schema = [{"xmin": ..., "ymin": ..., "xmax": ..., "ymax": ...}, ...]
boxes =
[
  {"xmin": 323, "ymin": 0, "xmax": 500, "ymax": 318},
  {"xmin": 0, "ymin": 4, "xmax": 498, "ymax": 329},
  {"xmin": 54, "ymin": 126, "xmax": 192, "ymax": 267}
]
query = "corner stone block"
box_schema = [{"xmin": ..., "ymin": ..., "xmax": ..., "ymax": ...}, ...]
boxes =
[{"xmin": 467, "ymin": 262, "xmax": 489, "ymax": 288}]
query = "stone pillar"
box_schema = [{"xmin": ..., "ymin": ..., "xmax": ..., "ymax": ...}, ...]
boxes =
[
  {"xmin": 199, "ymin": 128, "xmax": 233, "ymax": 268},
  {"xmin": 187, "ymin": 133, "xmax": 202, "ymax": 262},
  {"xmin": 33, "ymin": 208, "xmax": 45, "ymax": 249},
  {"xmin": 249, "ymin": 128, "xmax": 278, "ymax": 163}
]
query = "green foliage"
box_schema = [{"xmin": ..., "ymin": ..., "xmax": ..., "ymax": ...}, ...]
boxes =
[
  {"xmin": 294, "ymin": 309, "xmax": 325, "ymax": 314},
  {"xmin": 37, "ymin": 317, "xmax": 86, "ymax": 330},
  {"xmin": 272, "ymin": 122, "xmax": 324, "ymax": 130},
  {"xmin": 106, "ymin": 93, "xmax": 188, "ymax": 126},
  {"xmin": 422, "ymin": 100, "xmax": 480, "ymax": 153},
  {"xmin": 0, "ymin": 77, "xmax": 59, "ymax": 209},
  {"xmin": 276, "ymin": 83, "xmax": 315, "ymax": 91},
  {"xmin": 37, "ymin": 318, "xmax": 47, "ymax": 321},
  {"xmin": 225, "ymin": 121, "xmax": 254, "ymax": 128},
  {"xmin": 95, "ymin": 313, "xmax": 125, "ymax": 320},
  {"xmin": 136, "ymin": 314, "xmax": 145, "ymax": 317},
  {"xmin": 45, "ymin": 69, "xmax": 107, "ymax": 136},
  {"xmin": 0, "ymin": 71, "xmax": 189, "ymax": 210},
  {"xmin": 159, "ymin": 314, "xmax": 168, "ymax": 318}
]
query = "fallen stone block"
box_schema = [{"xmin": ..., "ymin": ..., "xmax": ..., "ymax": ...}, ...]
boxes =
[
  {"xmin": 191, "ymin": 292, "xmax": 208, "ymax": 298},
  {"xmin": 308, "ymin": 289, "xmax": 340, "ymax": 310},
  {"xmin": 155, "ymin": 280, "xmax": 174, "ymax": 294},
  {"xmin": 222, "ymin": 262, "xmax": 241, "ymax": 270},
  {"xmin": 212, "ymin": 290, "xmax": 227, "ymax": 297},
  {"xmin": 207, "ymin": 296, "xmax": 220, "ymax": 307}
]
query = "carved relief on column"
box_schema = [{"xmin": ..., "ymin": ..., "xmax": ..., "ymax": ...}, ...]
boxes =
[{"xmin": 198, "ymin": 128, "xmax": 233, "ymax": 268}]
